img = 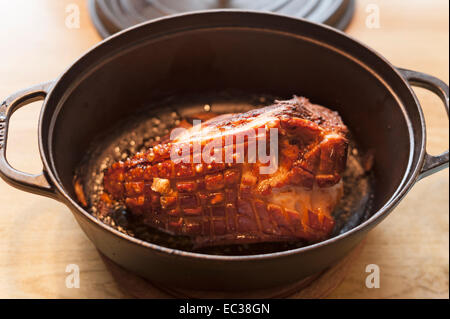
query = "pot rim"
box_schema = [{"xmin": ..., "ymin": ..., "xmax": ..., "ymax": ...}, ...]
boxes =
[{"xmin": 38, "ymin": 10, "xmax": 426, "ymax": 261}]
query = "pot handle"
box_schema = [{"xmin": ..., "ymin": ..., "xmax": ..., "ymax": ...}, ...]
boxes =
[
  {"xmin": 0, "ymin": 82, "xmax": 58, "ymax": 199},
  {"xmin": 399, "ymin": 68, "xmax": 449, "ymax": 180}
]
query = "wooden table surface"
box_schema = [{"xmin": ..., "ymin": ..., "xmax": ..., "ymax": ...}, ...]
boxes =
[{"xmin": 0, "ymin": 0, "xmax": 448, "ymax": 299}]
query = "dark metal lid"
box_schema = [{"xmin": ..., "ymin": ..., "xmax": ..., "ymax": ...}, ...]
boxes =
[{"xmin": 88, "ymin": 0, "xmax": 355, "ymax": 38}]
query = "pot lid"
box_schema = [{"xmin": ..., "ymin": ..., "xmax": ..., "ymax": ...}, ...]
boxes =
[{"xmin": 88, "ymin": 0, "xmax": 355, "ymax": 38}]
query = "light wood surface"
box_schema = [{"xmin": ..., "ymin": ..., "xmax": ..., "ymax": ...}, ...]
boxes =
[{"xmin": 0, "ymin": 0, "xmax": 448, "ymax": 299}]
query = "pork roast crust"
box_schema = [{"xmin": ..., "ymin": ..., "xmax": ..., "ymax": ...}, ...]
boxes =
[{"xmin": 100, "ymin": 96, "xmax": 349, "ymax": 247}]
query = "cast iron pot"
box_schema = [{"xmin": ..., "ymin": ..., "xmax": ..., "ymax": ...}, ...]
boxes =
[{"xmin": 0, "ymin": 11, "xmax": 448, "ymax": 291}]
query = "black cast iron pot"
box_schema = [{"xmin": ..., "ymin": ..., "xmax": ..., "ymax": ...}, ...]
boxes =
[{"xmin": 0, "ymin": 11, "xmax": 448, "ymax": 291}]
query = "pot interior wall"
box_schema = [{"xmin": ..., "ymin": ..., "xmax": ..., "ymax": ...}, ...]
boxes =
[{"xmin": 46, "ymin": 27, "xmax": 413, "ymax": 228}]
